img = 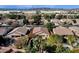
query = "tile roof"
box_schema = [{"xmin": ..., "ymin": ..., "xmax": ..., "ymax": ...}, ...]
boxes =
[
  {"xmin": 0, "ymin": 27, "xmax": 12, "ymax": 36},
  {"xmin": 0, "ymin": 28, "xmax": 6, "ymax": 35},
  {"xmin": 53, "ymin": 26, "xmax": 74, "ymax": 35},
  {"xmin": 0, "ymin": 47, "xmax": 13, "ymax": 53},
  {"xmin": 69, "ymin": 26, "xmax": 79, "ymax": 36},
  {"xmin": 8, "ymin": 27, "xmax": 28, "ymax": 36},
  {"xmin": 32, "ymin": 27, "xmax": 49, "ymax": 36}
]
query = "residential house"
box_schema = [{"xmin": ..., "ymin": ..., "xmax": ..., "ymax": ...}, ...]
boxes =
[
  {"xmin": 0, "ymin": 27, "xmax": 13, "ymax": 36},
  {"xmin": 0, "ymin": 11, "xmax": 9, "ymax": 14},
  {"xmin": 0, "ymin": 27, "xmax": 7, "ymax": 36},
  {"xmin": 40, "ymin": 10, "xmax": 68, "ymax": 14},
  {"xmin": 7, "ymin": 27, "xmax": 30, "ymax": 38},
  {"xmin": 6, "ymin": 19, "xmax": 20, "ymax": 27},
  {"xmin": 53, "ymin": 26, "xmax": 74, "ymax": 36},
  {"xmin": 17, "ymin": 19, "xmax": 24, "ymax": 26},
  {"xmin": 30, "ymin": 27, "xmax": 49, "ymax": 39},
  {"xmin": 69, "ymin": 26, "xmax": 79, "ymax": 37},
  {"xmin": 0, "ymin": 20, "xmax": 7, "ymax": 25},
  {"xmin": 51, "ymin": 19, "xmax": 61, "ymax": 26},
  {"xmin": 60, "ymin": 19, "xmax": 73, "ymax": 23},
  {"xmin": 23, "ymin": 10, "xmax": 36, "ymax": 17},
  {"xmin": 0, "ymin": 47, "xmax": 13, "ymax": 53}
]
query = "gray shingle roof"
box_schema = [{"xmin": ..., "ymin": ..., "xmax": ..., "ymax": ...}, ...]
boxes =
[{"xmin": 7, "ymin": 27, "xmax": 28, "ymax": 37}]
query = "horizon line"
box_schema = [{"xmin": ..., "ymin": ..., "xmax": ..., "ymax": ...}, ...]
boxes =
[{"xmin": 0, "ymin": 5, "xmax": 79, "ymax": 9}]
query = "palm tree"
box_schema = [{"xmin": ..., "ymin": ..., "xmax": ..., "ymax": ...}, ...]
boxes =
[
  {"xmin": 56, "ymin": 14, "xmax": 63, "ymax": 20},
  {"xmin": 45, "ymin": 35, "xmax": 62, "ymax": 53},
  {"xmin": 29, "ymin": 36, "xmax": 46, "ymax": 53},
  {"xmin": 23, "ymin": 16, "xmax": 29, "ymax": 25},
  {"xmin": 46, "ymin": 35, "xmax": 62, "ymax": 46},
  {"xmin": 32, "ymin": 14, "xmax": 41, "ymax": 25},
  {"xmin": 45, "ymin": 22, "xmax": 55, "ymax": 33},
  {"xmin": 43, "ymin": 14, "xmax": 51, "ymax": 22},
  {"xmin": 66, "ymin": 35, "xmax": 76, "ymax": 45}
]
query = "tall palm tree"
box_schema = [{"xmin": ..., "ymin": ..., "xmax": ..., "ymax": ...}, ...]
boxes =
[{"xmin": 45, "ymin": 22, "xmax": 55, "ymax": 34}]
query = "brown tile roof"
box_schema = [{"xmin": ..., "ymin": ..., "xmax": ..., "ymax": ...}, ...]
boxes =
[
  {"xmin": 53, "ymin": 26, "xmax": 74, "ymax": 35},
  {"xmin": 69, "ymin": 26, "xmax": 79, "ymax": 36},
  {"xmin": 32, "ymin": 27, "xmax": 49, "ymax": 36},
  {"xmin": 0, "ymin": 47, "xmax": 13, "ymax": 53}
]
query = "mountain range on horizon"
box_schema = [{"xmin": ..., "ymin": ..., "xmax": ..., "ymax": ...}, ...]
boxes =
[{"xmin": 0, "ymin": 5, "xmax": 79, "ymax": 10}]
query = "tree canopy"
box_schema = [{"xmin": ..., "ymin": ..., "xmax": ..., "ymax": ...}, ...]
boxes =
[{"xmin": 45, "ymin": 22, "xmax": 55, "ymax": 32}]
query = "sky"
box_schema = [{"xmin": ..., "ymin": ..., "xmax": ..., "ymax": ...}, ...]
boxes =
[{"xmin": 0, "ymin": 5, "xmax": 79, "ymax": 9}]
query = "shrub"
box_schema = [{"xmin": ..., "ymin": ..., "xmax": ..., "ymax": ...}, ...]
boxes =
[{"xmin": 14, "ymin": 36, "xmax": 29, "ymax": 49}]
